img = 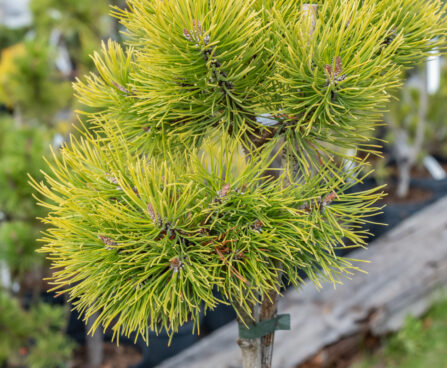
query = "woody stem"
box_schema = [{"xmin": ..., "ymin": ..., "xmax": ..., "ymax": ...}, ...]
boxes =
[
  {"xmin": 260, "ymin": 290, "xmax": 279, "ymax": 368},
  {"xmin": 235, "ymin": 299, "xmax": 261, "ymax": 368},
  {"xmin": 235, "ymin": 291, "xmax": 279, "ymax": 368}
]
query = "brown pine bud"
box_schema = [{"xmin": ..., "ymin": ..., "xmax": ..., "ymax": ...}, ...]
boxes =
[
  {"xmin": 169, "ymin": 257, "xmax": 184, "ymax": 272},
  {"xmin": 251, "ymin": 219, "xmax": 263, "ymax": 233},
  {"xmin": 147, "ymin": 203, "xmax": 162, "ymax": 226},
  {"xmin": 98, "ymin": 235, "xmax": 117, "ymax": 250},
  {"xmin": 322, "ymin": 191, "xmax": 338, "ymax": 206},
  {"xmin": 218, "ymin": 183, "xmax": 231, "ymax": 198}
]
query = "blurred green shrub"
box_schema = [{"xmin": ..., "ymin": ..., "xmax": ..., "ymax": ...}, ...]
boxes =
[
  {"xmin": 0, "ymin": 222, "xmax": 42, "ymax": 283},
  {"xmin": 354, "ymin": 298, "xmax": 447, "ymax": 368},
  {"xmin": 0, "ymin": 41, "xmax": 72, "ymax": 124},
  {"xmin": 0, "ymin": 291, "xmax": 75, "ymax": 368},
  {"xmin": 0, "ymin": 116, "xmax": 51, "ymax": 219},
  {"xmin": 0, "ymin": 116, "xmax": 51, "ymax": 285},
  {"xmin": 0, "ymin": 26, "xmax": 28, "ymax": 51},
  {"xmin": 30, "ymin": 0, "xmax": 110, "ymax": 71}
]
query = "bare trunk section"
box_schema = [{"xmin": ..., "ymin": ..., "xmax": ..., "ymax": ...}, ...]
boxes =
[
  {"xmin": 238, "ymin": 337, "xmax": 261, "ymax": 368},
  {"xmin": 235, "ymin": 292, "xmax": 280, "ymax": 368},
  {"xmin": 236, "ymin": 301, "xmax": 262, "ymax": 368},
  {"xmin": 260, "ymin": 291, "xmax": 279, "ymax": 368}
]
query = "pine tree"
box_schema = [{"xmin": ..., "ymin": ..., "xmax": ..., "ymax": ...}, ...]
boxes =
[{"xmin": 31, "ymin": 1, "xmax": 447, "ymax": 366}]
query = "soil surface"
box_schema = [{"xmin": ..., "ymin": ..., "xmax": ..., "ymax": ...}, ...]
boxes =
[
  {"xmin": 379, "ymin": 163, "xmax": 443, "ymax": 204},
  {"xmin": 382, "ymin": 184, "xmax": 434, "ymax": 204}
]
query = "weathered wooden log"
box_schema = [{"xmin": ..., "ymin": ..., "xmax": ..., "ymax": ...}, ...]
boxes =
[{"xmin": 156, "ymin": 196, "xmax": 447, "ymax": 368}]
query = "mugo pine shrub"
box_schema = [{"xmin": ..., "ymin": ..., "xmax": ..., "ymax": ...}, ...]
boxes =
[{"xmin": 31, "ymin": 1, "xmax": 447, "ymax": 366}]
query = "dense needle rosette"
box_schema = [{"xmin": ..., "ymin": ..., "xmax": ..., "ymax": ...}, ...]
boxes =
[{"xmin": 31, "ymin": 132, "xmax": 383, "ymax": 341}]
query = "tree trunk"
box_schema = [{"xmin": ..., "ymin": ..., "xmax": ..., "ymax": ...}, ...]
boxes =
[
  {"xmin": 395, "ymin": 65, "xmax": 428, "ymax": 198},
  {"xmin": 238, "ymin": 337, "xmax": 261, "ymax": 368},
  {"xmin": 260, "ymin": 291, "xmax": 279, "ymax": 368},
  {"xmin": 236, "ymin": 291, "xmax": 279, "ymax": 368},
  {"xmin": 236, "ymin": 301, "xmax": 262, "ymax": 368},
  {"xmin": 396, "ymin": 159, "xmax": 411, "ymax": 198}
]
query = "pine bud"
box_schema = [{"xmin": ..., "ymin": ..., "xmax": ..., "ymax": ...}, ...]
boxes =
[
  {"xmin": 98, "ymin": 235, "xmax": 117, "ymax": 250},
  {"xmin": 322, "ymin": 191, "xmax": 338, "ymax": 207},
  {"xmin": 251, "ymin": 219, "xmax": 263, "ymax": 233},
  {"xmin": 218, "ymin": 183, "xmax": 231, "ymax": 198},
  {"xmin": 147, "ymin": 203, "xmax": 162, "ymax": 227},
  {"xmin": 169, "ymin": 257, "xmax": 184, "ymax": 273}
]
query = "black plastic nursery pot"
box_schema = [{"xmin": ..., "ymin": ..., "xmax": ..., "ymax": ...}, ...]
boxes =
[
  {"xmin": 130, "ymin": 319, "xmax": 202, "ymax": 368},
  {"xmin": 64, "ymin": 293, "xmax": 236, "ymax": 368},
  {"xmin": 344, "ymin": 175, "xmax": 447, "ymax": 243},
  {"xmin": 371, "ymin": 176, "xmax": 447, "ymax": 240},
  {"xmin": 131, "ymin": 293, "xmax": 235, "ymax": 368}
]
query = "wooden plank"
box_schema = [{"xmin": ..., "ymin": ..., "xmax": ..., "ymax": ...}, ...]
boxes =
[{"xmin": 156, "ymin": 196, "xmax": 447, "ymax": 368}]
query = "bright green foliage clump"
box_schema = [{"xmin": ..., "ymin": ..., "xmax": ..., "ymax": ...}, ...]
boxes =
[
  {"xmin": 0, "ymin": 0, "xmax": 112, "ymax": 124},
  {"xmin": 32, "ymin": 132, "xmax": 381, "ymax": 339},
  {"xmin": 33, "ymin": 0, "xmax": 447, "ymax": 342},
  {"xmin": 0, "ymin": 291, "xmax": 75, "ymax": 368},
  {"xmin": 0, "ymin": 40, "xmax": 72, "ymax": 123}
]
